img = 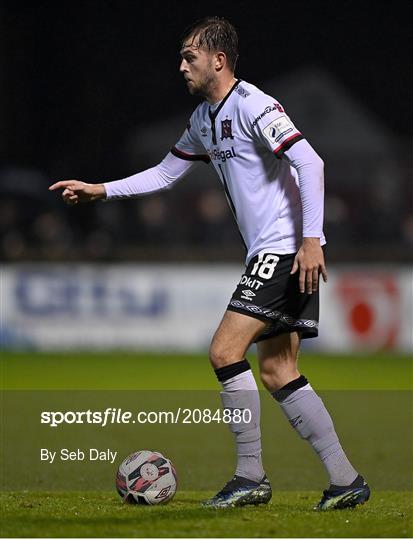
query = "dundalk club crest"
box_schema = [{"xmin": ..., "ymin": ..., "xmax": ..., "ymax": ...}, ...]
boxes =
[{"xmin": 220, "ymin": 118, "xmax": 234, "ymax": 140}]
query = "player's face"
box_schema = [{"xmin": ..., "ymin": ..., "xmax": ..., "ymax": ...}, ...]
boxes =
[{"xmin": 179, "ymin": 36, "xmax": 216, "ymax": 98}]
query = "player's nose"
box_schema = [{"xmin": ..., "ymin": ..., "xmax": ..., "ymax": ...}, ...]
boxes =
[{"xmin": 179, "ymin": 59, "xmax": 188, "ymax": 72}]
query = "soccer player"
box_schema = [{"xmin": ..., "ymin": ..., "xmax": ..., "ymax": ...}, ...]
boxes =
[{"xmin": 49, "ymin": 17, "xmax": 370, "ymax": 510}]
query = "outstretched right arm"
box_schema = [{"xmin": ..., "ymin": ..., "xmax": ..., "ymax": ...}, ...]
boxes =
[{"xmin": 49, "ymin": 152, "xmax": 200, "ymax": 205}]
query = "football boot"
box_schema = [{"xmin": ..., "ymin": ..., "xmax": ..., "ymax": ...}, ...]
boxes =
[
  {"xmin": 315, "ymin": 474, "xmax": 370, "ymax": 510},
  {"xmin": 202, "ymin": 474, "xmax": 272, "ymax": 508}
]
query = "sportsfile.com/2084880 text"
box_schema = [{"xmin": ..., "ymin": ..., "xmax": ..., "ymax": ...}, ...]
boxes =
[{"xmin": 40, "ymin": 408, "xmax": 252, "ymax": 427}]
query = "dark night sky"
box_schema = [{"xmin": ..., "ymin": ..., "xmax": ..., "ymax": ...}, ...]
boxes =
[{"xmin": 2, "ymin": 0, "xmax": 412, "ymax": 179}]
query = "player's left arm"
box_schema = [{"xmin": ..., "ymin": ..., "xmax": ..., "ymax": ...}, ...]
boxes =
[
  {"xmin": 282, "ymin": 140, "xmax": 327, "ymax": 294},
  {"xmin": 241, "ymin": 95, "xmax": 327, "ymax": 294}
]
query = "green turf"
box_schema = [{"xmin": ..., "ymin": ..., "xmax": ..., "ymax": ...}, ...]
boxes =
[
  {"xmin": 1, "ymin": 351, "xmax": 412, "ymax": 390},
  {"xmin": 1, "ymin": 490, "xmax": 412, "ymax": 538},
  {"xmin": 3, "ymin": 388, "xmax": 411, "ymax": 492},
  {"xmin": 1, "ymin": 352, "xmax": 412, "ymax": 537}
]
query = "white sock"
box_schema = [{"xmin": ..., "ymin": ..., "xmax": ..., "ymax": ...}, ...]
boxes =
[
  {"xmin": 274, "ymin": 377, "xmax": 358, "ymax": 486},
  {"xmin": 220, "ymin": 369, "xmax": 264, "ymax": 483}
]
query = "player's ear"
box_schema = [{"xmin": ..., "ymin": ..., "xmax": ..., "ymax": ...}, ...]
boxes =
[{"xmin": 214, "ymin": 51, "xmax": 226, "ymax": 72}]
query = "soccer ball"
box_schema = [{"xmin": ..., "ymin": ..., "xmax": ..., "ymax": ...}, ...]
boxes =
[{"xmin": 116, "ymin": 450, "xmax": 177, "ymax": 505}]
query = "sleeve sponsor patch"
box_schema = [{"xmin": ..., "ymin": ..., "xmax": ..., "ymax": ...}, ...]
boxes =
[{"xmin": 262, "ymin": 115, "xmax": 294, "ymax": 144}]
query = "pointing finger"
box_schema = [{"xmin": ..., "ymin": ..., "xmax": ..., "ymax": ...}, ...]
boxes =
[{"xmin": 49, "ymin": 180, "xmax": 78, "ymax": 191}]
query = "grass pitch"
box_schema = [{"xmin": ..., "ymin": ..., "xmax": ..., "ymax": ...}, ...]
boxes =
[
  {"xmin": 2, "ymin": 350, "xmax": 412, "ymax": 390},
  {"xmin": 1, "ymin": 490, "xmax": 412, "ymax": 538},
  {"xmin": 1, "ymin": 351, "xmax": 412, "ymax": 537}
]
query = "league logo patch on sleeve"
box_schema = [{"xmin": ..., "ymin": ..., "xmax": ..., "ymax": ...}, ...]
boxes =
[{"xmin": 262, "ymin": 115, "xmax": 294, "ymax": 144}]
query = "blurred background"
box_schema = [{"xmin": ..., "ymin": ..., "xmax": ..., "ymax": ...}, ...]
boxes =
[{"xmin": 1, "ymin": 0, "xmax": 412, "ymax": 352}]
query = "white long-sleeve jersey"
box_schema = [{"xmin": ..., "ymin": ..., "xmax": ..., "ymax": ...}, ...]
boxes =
[{"xmin": 105, "ymin": 79, "xmax": 326, "ymax": 263}]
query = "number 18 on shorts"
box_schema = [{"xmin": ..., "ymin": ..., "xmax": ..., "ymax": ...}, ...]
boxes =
[{"xmin": 227, "ymin": 251, "xmax": 320, "ymax": 342}]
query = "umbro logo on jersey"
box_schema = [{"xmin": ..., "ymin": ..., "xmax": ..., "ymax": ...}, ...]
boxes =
[
  {"xmin": 200, "ymin": 126, "xmax": 208, "ymax": 137},
  {"xmin": 235, "ymin": 85, "xmax": 250, "ymax": 98},
  {"xmin": 241, "ymin": 290, "xmax": 256, "ymax": 301},
  {"xmin": 208, "ymin": 146, "xmax": 237, "ymax": 162}
]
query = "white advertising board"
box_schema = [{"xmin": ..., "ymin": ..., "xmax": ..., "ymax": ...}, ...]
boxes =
[{"xmin": 1, "ymin": 265, "xmax": 412, "ymax": 352}]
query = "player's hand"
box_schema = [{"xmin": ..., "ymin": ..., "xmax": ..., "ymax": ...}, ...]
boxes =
[
  {"xmin": 48, "ymin": 180, "xmax": 106, "ymax": 205},
  {"xmin": 290, "ymin": 238, "xmax": 327, "ymax": 294}
]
